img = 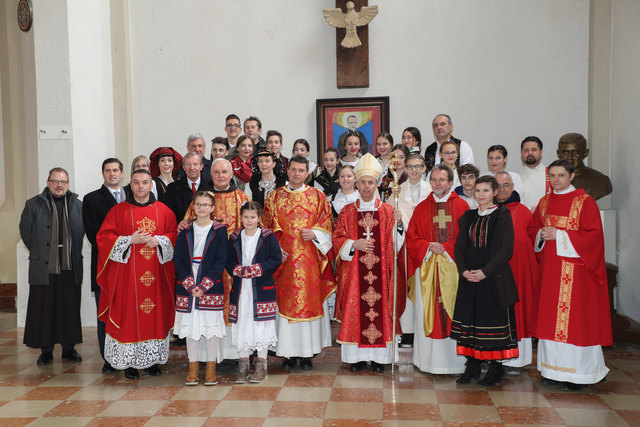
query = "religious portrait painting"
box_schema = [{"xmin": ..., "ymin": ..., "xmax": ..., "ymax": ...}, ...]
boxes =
[{"xmin": 316, "ymin": 96, "xmax": 390, "ymax": 162}]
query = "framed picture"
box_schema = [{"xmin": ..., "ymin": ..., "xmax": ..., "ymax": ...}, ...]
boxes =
[{"xmin": 315, "ymin": 96, "xmax": 390, "ymax": 163}]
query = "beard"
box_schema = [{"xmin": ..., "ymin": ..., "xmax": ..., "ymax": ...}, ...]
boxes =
[{"xmin": 524, "ymin": 155, "xmax": 538, "ymax": 165}]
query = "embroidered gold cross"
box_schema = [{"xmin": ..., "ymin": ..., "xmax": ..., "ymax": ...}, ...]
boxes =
[
  {"xmin": 433, "ymin": 209, "xmax": 452, "ymax": 229},
  {"xmin": 140, "ymin": 271, "xmax": 155, "ymax": 287},
  {"xmin": 136, "ymin": 217, "xmax": 157, "ymax": 233},
  {"xmin": 360, "ymin": 252, "xmax": 380, "ymax": 270},
  {"xmin": 361, "ymin": 286, "xmax": 381, "ymax": 307},
  {"xmin": 365, "ymin": 308, "xmax": 379, "ymax": 322},
  {"xmin": 362, "ymin": 323, "xmax": 382, "ymax": 344},
  {"xmin": 358, "ymin": 212, "xmax": 379, "ymax": 240},
  {"xmin": 364, "ymin": 270, "xmax": 378, "ymax": 285},
  {"xmin": 139, "ymin": 246, "xmax": 155, "ymax": 261},
  {"xmin": 139, "ymin": 297, "xmax": 155, "ymax": 314}
]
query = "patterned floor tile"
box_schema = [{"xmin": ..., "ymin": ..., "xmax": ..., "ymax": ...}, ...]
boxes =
[
  {"xmin": 382, "ymin": 402, "xmax": 441, "ymax": 421},
  {"xmin": 331, "ymin": 387, "xmax": 383, "ymax": 402},
  {"xmin": 269, "ymin": 401, "xmax": 328, "ymax": 418},
  {"xmin": 156, "ymin": 399, "xmax": 219, "ymax": 416}
]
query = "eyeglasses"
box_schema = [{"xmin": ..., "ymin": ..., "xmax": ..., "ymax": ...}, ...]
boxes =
[
  {"xmin": 406, "ymin": 164, "xmax": 425, "ymax": 170},
  {"xmin": 441, "ymin": 151, "xmax": 458, "ymax": 156},
  {"xmin": 226, "ymin": 124, "xmax": 241, "ymax": 129},
  {"xmin": 48, "ymin": 180, "xmax": 69, "ymax": 185},
  {"xmin": 194, "ymin": 203, "xmax": 212, "ymax": 208},
  {"xmin": 498, "ymin": 183, "xmax": 512, "ymax": 189}
]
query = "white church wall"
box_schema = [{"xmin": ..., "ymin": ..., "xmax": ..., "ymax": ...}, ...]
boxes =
[
  {"xmin": 611, "ymin": 0, "xmax": 640, "ymax": 322},
  {"xmin": 128, "ymin": 0, "xmax": 589, "ymax": 171}
]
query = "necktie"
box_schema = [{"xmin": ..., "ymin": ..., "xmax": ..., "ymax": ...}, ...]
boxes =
[
  {"xmin": 114, "ymin": 191, "xmax": 120, "ymax": 203},
  {"xmin": 192, "ymin": 182, "xmax": 197, "ymax": 195}
]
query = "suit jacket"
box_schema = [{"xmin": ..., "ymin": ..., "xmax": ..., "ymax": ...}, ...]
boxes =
[
  {"xmin": 177, "ymin": 156, "xmax": 212, "ymax": 185},
  {"xmin": 82, "ymin": 185, "xmax": 120, "ymax": 292},
  {"xmin": 163, "ymin": 178, "xmax": 209, "ymax": 223}
]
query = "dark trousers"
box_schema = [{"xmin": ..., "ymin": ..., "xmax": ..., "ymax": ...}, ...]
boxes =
[{"xmin": 94, "ymin": 288, "xmax": 106, "ymax": 360}]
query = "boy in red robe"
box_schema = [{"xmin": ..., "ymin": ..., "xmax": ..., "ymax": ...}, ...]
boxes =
[
  {"xmin": 529, "ymin": 160, "xmax": 612, "ymax": 391},
  {"xmin": 97, "ymin": 169, "xmax": 177, "ymax": 380}
]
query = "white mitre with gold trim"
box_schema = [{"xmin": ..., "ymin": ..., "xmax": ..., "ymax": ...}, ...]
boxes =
[{"xmin": 354, "ymin": 153, "xmax": 382, "ymax": 181}]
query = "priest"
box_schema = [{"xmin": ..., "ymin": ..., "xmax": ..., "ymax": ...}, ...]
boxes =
[
  {"xmin": 333, "ymin": 153, "xmax": 404, "ymax": 372},
  {"xmin": 262, "ymin": 156, "xmax": 336, "ymax": 370},
  {"xmin": 529, "ymin": 159, "xmax": 612, "ymax": 391},
  {"xmin": 97, "ymin": 169, "xmax": 177, "ymax": 380},
  {"xmin": 495, "ymin": 171, "xmax": 538, "ymax": 375},
  {"xmin": 406, "ymin": 164, "xmax": 469, "ymax": 374}
]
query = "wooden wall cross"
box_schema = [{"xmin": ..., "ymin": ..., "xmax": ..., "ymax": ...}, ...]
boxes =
[{"xmin": 324, "ymin": 0, "xmax": 377, "ymax": 88}]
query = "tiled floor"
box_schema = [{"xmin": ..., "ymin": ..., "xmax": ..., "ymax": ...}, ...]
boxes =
[{"xmin": 0, "ymin": 328, "xmax": 639, "ymax": 426}]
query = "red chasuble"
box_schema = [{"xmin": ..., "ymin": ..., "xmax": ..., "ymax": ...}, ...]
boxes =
[
  {"xmin": 262, "ymin": 186, "xmax": 336, "ymax": 321},
  {"xmin": 96, "ymin": 201, "xmax": 177, "ymax": 344},
  {"xmin": 184, "ymin": 189, "xmax": 251, "ymax": 324},
  {"xmin": 406, "ymin": 192, "xmax": 468, "ymax": 338},
  {"xmin": 529, "ymin": 189, "xmax": 612, "ymax": 346},
  {"xmin": 505, "ymin": 201, "xmax": 538, "ymax": 339},
  {"xmin": 333, "ymin": 200, "xmax": 404, "ymax": 347}
]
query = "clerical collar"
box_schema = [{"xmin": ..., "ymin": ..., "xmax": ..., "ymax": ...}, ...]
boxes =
[
  {"xmin": 478, "ymin": 205, "xmax": 498, "ymax": 216},
  {"xmin": 126, "ymin": 192, "xmax": 156, "ymax": 207},
  {"xmin": 554, "ymin": 185, "xmax": 575, "ymax": 195},
  {"xmin": 497, "ymin": 191, "xmax": 521, "ymax": 206},
  {"xmin": 433, "ymin": 189, "xmax": 452, "ymax": 203},
  {"xmin": 357, "ymin": 197, "xmax": 376, "ymax": 210},
  {"xmin": 210, "ymin": 180, "xmax": 237, "ymax": 193},
  {"xmin": 288, "ymin": 184, "xmax": 306, "ymax": 192}
]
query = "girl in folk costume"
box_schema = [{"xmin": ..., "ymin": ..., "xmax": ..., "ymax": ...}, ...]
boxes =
[
  {"xmin": 313, "ymin": 147, "xmax": 341, "ymax": 200},
  {"xmin": 375, "ymin": 131, "xmax": 393, "ymax": 183},
  {"xmin": 401, "ymin": 126, "xmax": 422, "ymax": 154},
  {"xmin": 226, "ymin": 202, "xmax": 282, "ymax": 383},
  {"xmin": 150, "ymin": 147, "xmax": 183, "ymax": 197},
  {"xmin": 340, "ymin": 131, "xmax": 362, "ymax": 167},
  {"xmin": 379, "ymin": 144, "xmax": 409, "ymax": 202},
  {"xmin": 451, "ymin": 176, "xmax": 519, "ymax": 387},
  {"xmin": 173, "ymin": 191, "xmax": 228, "ymax": 386}
]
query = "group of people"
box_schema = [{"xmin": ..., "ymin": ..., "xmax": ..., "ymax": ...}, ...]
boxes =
[{"xmin": 19, "ymin": 112, "xmax": 611, "ymax": 391}]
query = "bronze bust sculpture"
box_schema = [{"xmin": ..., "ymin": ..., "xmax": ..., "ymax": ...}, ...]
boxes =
[{"xmin": 557, "ymin": 133, "xmax": 612, "ymax": 200}]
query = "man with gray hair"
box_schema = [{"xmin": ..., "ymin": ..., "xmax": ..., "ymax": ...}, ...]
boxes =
[
  {"xmin": 20, "ymin": 167, "xmax": 85, "ymax": 366},
  {"xmin": 178, "ymin": 133, "xmax": 212, "ymax": 184},
  {"xmin": 163, "ymin": 151, "xmax": 208, "ymax": 223},
  {"xmin": 424, "ymin": 114, "xmax": 474, "ymax": 173}
]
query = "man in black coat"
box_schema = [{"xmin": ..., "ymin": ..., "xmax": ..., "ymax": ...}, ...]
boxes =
[
  {"xmin": 162, "ymin": 152, "xmax": 209, "ymax": 223},
  {"xmin": 19, "ymin": 167, "xmax": 85, "ymax": 366},
  {"xmin": 177, "ymin": 133, "xmax": 212, "ymax": 185},
  {"xmin": 82, "ymin": 158, "xmax": 126, "ymax": 374}
]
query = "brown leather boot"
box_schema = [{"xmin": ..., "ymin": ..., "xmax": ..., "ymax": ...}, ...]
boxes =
[
  {"xmin": 236, "ymin": 358, "xmax": 249, "ymax": 384},
  {"xmin": 205, "ymin": 361, "xmax": 218, "ymax": 385},
  {"xmin": 185, "ymin": 362, "xmax": 199, "ymax": 385},
  {"xmin": 249, "ymin": 358, "xmax": 268, "ymax": 383}
]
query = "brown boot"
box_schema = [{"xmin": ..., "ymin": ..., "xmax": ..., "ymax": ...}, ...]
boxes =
[
  {"xmin": 236, "ymin": 358, "xmax": 250, "ymax": 384},
  {"xmin": 249, "ymin": 358, "xmax": 268, "ymax": 383},
  {"xmin": 205, "ymin": 361, "xmax": 218, "ymax": 385},
  {"xmin": 185, "ymin": 362, "xmax": 199, "ymax": 385}
]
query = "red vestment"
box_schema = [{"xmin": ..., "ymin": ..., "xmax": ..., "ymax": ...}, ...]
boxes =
[
  {"xmin": 529, "ymin": 189, "xmax": 612, "ymax": 346},
  {"xmin": 97, "ymin": 201, "xmax": 177, "ymax": 344},
  {"xmin": 332, "ymin": 200, "xmax": 404, "ymax": 346},
  {"xmin": 262, "ymin": 185, "xmax": 336, "ymax": 321},
  {"xmin": 406, "ymin": 192, "xmax": 468, "ymax": 338},
  {"xmin": 505, "ymin": 201, "xmax": 538, "ymax": 339}
]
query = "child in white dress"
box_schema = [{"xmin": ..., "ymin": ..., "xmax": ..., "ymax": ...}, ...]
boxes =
[
  {"xmin": 227, "ymin": 202, "xmax": 282, "ymax": 383},
  {"xmin": 173, "ymin": 191, "xmax": 228, "ymax": 385}
]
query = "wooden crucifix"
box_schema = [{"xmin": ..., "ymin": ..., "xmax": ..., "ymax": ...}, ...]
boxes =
[{"xmin": 323, "ymin": 1, "xmax": 378, "ymax": 88}]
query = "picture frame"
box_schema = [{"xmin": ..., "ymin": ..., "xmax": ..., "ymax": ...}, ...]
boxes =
[{"xmin": 315, "ymin": 96, "xmax": 390, "ymax": 163}]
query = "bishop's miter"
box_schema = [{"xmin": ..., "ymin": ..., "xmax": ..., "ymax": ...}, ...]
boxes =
[{"xmin": 323, "ymin": 1, "xmax": 379, "ymax": 48}]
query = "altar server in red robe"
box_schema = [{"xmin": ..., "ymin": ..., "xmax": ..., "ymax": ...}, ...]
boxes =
[
  {"xmin": 97, "ymin": 169, "xmax": 177, "ymax": 380},
  {"xmin": 406, "ymin": 164, "xmax": 469, "ymax": 374},
  {"xmin": 530, "ymin": 160, "xmax": 612, "ymax": 391},
  {"xmin": 495, "ymin": 171, "xmax": 538, "ymax": 375},
  {"xmin": 333, "ymin": 153, "xmax": 404, "ymax": 373}
]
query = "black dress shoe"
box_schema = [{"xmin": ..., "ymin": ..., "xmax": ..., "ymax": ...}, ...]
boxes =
[
  {"xmin": 561, "ymin": 382, "xmax": 588, "ymax": 392},
  {"xmin": 399, "ymin": 333, "xmax": 414, "ymax": 348},
  {"xmin": 349, "ymin": 361, "xmax": 367, "ymax": 372},
  {"xmin": 281, "ymin": 357, "xmax": 297, "ymax": 371},
  {"xmin": 124, "ymin": 367, "xmax": 139, "ymax": 380},
  {"xmin": 541, "ymin": 377, "xmax": 563, "ymax": 386},
  {"xmin": 172, "ymin": 337, "xmax": 186, "ymax": 347},
  {"xmin": 61, "ymin": 349, "xmax": 82, "ymax": 362},
  {"xmin": 37, "ymin": 352, "xmax": 53, "ymax": 366},
  {"xmin": 146, "ymin": 364, "xmax": 162, "ymax": 376},
  {"xmin": 102, "ymin": 362, "xmax": 117, "ymax": 374},
  {"xmin": 370, "ymin": 361, "xmax": 385, "ymax": 373},
  {"xmin": 299, "ymin": 357, "xmax": 313, "ymax": 370}
]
